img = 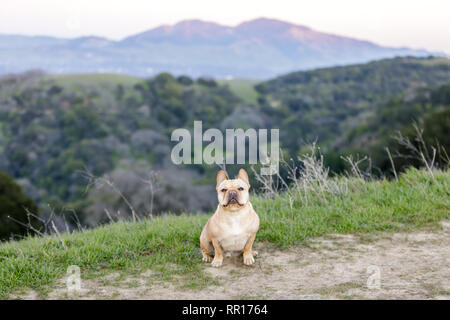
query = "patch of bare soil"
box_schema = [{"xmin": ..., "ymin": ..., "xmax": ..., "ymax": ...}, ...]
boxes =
[{"xmin": 17, "ymin": 221, "xmax": 450, "ymax": 300}]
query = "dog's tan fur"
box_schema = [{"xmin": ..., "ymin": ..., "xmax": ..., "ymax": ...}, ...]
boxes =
[{"xmin": 200, "ymin": 169, "xmax": 260, "ymax": 267}]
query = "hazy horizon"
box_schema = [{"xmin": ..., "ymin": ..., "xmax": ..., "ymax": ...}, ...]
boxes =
[{"xmin": 1, "ymin": 0, "xmax": 450, "ymax": 54}]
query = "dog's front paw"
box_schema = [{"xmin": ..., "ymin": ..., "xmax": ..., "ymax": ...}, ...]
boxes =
[
  {"xmin": 202, "ymin": 254, "xmax": 213, "ymax": 263},
  {"xmin": 211, "ymin": 257, "xmax": 223, "ymax": 267},
  {"xmin": 243, "ymin": 252, "xmax": 255, "ymax": 265}
]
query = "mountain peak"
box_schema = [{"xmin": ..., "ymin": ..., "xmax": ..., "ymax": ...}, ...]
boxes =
[
  {"xmin": 173, "ymin": 19, "xmax": 225, "ymax": 29},
  {"xmin": 124, "ymin": 17, "xmax": 315, "ymax": 44},
  {"xmin": 69, "ymin": 36, "xmax": 113, "ymax": 48},
  {"xmin": 237, "ymin": 17, "xmax": 310, "ymax": 31},
  {"xmin": 125, "ymin": 19, "xmax": 232, "ymax": 43}
]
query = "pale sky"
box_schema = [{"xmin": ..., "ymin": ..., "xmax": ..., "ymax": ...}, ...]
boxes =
[{"xmin": 1, "ymin": 0, "xmax": 450, "ymax": 53}]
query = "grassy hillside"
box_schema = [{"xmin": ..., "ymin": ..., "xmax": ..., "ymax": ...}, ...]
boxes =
[
  {"xmin": 1, "ymin": 168, "xmax": 448, "ymax": 299},
  {"xmin": 218, "ymin": 78, "xmax": 260, "ymax": 104},
  {"xmin": 46, "ymin": 73, "xmax": 142, "ymax": 87}
]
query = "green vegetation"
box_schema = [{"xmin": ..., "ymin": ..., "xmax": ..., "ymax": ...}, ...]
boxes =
[
  {"xmin": 0, "ymin": 172, "xmax": 39, "ymax": 240},
  {"xmin": 0, "ymin": 56, "xmax": 449, "ymax": 238},
  {"xmin": 256, "ymin": 56, "xmax": 450, "ymax": 169},
  {"xmin": 218, "ymin": 78, "xmax": 260, "ymax": 104},
  {"xmin": 256, "ymin": 168, "xmax": 449, "ymax": 246},
  {"xmin": 0, "ymin": 71, "xmax": 240, "ymax": 228},
  {"xmin": 349, "ymin": 84, "xmax": 450, "ymax": 172},
  {"xmin": 0, "ymin": 168, "xmax": 448, "ymax": 298},
  {"xmin": 47, "ymin": 73, "xmax": 142, "ymax": 87}
]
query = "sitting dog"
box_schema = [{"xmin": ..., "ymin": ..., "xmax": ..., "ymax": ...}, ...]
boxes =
[{"xmin": 200, "ymin": 169, "xmax": 260, "ymax": 267}]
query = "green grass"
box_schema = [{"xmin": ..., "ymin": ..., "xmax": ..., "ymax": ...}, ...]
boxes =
[
  {"xmin": 0, "ymin": 168, "xmax": 449, "ymax": 298},
  {"xmin": 47, "ymin": 73, "xmax": 142, "ymax": 87},
  {"xmin": 417, "ymin": 57, "xmax": 450, "ymax": 66},
  {"xmin": 255, "ymin": 168, "xmax": 449, "ymax": 247},
  {"xmin": 218, "ymin": 78, "xmax": 260, "ymax": 104}
]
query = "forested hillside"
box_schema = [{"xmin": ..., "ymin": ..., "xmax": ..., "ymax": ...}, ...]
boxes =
[
  {"xmin": 0, "ymin": 57, "xmax": 449, "ymax": 235},
  {"xmin": 256, "ymin": 56, "xmax": 450, "ymax": 170},
  {"xmin": 347, "ymin": 84, "xmax": 450, "ymax": 172},
  {"xmin": 0, "ymin": 71, "xmax": 247, "ymax": 229}
]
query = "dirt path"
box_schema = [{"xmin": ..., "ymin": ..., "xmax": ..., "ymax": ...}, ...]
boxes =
[{"xmin": 19, "ymin": 221, "xmax": 450, "ymax": 300}]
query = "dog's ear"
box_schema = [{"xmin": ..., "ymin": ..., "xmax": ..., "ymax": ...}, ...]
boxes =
[
  {"xmin": 237, "ymin": 168, "xmax": 250, "ymax": 188},
  {"xmin": 216, "ymin": 170, "xmax": 227, "ymax": 188}
]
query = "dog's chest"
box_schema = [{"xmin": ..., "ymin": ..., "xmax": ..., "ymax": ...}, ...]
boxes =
[{"xmin": 219, "ymin": 215, "xmax": 250, "ymax": 252}]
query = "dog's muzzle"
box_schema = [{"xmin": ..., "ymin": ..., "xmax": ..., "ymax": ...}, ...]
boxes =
[{"xmin": 227, "ymin": 191, "xmax": 239, "ymax": 205}]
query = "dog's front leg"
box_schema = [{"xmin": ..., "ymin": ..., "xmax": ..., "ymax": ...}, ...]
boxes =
[
  {"xmin": 242, "ymin": 233, "xmax": 257, "ymax": 265},
  {"xmin": 211, "ymin": 238, "xmax": 223, "ymax": 267}
]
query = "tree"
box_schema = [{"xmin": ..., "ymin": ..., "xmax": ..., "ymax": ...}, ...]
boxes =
[{"xmin": 0, "ymin": 171, "xmax": 39, "ymax": 240}]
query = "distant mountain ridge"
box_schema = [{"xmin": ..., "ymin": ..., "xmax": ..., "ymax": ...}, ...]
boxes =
[{"xmin": 0, "ymin": 17, "xmax": 440, "ymax": 78}]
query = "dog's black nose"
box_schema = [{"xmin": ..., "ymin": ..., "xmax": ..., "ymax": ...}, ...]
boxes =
[{"xmin": 228, "ymin": 190, "xmax": 238, "ymax": 200}]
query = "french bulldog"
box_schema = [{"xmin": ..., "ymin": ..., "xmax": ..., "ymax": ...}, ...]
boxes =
[{"xmin": 200, "ymin": 169, "xmax": 259, "ymax": 267}]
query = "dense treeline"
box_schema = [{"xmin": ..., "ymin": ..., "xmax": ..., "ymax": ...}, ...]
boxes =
[{"xmin": 0, "ymin": 57, "xmax": 449, "ymax": 238}]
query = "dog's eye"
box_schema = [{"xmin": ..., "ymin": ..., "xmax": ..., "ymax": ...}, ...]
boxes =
[
  {"xmin": 221, "ymin": 189, "xmax": 227, "ymax": 192},
  {"xmin": 238, "ymin": 187, "xmax": 244, "ymax": 191}
]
